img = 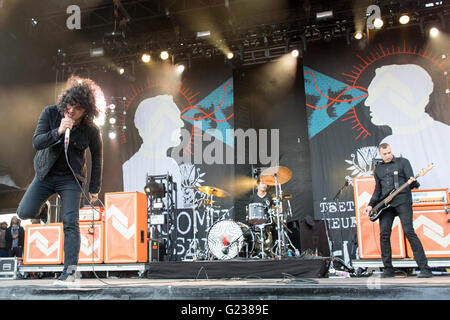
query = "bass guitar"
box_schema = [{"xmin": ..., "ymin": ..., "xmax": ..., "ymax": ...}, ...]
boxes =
[{"xmin": 368, "ymin": 164, "xmax": 434, "ymax": 222}]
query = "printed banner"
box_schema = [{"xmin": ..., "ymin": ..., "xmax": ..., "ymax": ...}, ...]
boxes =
[{"xmin": 303, "ymin": 28, "xmax": 450, "ymax": 262}]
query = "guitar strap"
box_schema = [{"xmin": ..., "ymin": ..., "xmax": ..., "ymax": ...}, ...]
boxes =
[{"xmin": 393, "ymin": 161, "xmax": 399, "ymax": 189}]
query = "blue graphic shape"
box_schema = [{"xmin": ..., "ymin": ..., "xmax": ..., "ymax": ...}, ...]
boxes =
[
  {"xmin": 303, "ymin": 66, "xmax": 367, "ymax": 139},
  {"xmin": 182, "ymin": 78, "xmax": 234, "ymax": 148}
]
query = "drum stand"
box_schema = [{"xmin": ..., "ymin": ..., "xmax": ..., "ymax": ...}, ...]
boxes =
[
  {"xmin": 203, "ymin": 193, "xmax": 216, "ymax": 260},
  {"xmin": 272, "ymin": 174, "xmax": 287, "ymax": 258},
  {"xmin": 253, "ymin": 214, "xmax": 274, "ymax": 259},
  {"xmin": 184, "ymin": 199, "xmax": 203, "ymax": 261}
]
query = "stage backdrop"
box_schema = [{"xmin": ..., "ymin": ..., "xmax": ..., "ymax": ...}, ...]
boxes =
[
  {"xmin": 114, "ymin": 57, "xmax": 235, "ymax": 260},
  {"xmin": 303, "ymin": 26, "xmax": 450, "ymax": 263}
]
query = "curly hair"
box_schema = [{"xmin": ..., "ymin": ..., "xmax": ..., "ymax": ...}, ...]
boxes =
[{"xmin": 57, "ymin": 75, "xmax": 104, "ymax": 124}]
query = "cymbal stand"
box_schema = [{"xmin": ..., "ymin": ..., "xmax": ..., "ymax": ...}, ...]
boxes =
[
  {"xmin": 184, "ymin": 199, "xmax": 202, "ymax": 261},
  {"xmin": 272, "ymin": 173, "xmax": 287, "ymax": 258},
  {"xmin": 204, "ymin": 193, "xmax": 215, "ymax": 259}
]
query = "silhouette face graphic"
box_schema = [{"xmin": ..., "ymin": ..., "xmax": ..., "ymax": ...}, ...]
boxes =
[
  {"xmin": 134, "ymin": 95, "xmax": 184, "ymax": 153},
  {"xmin": 364, "ymin": 64, "xmax": 433, "ymax": 131}
]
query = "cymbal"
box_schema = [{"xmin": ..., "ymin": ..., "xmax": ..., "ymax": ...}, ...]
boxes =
[
  {"xmin": 197, "ymin": 186, "xmax": 230, "ymax": 198},
  {"xmin": 260, "ymin": 166, "xmax": 292, "ymax": 185},
  {"xmin": 272, "ymin": 193, "xmax": 292, "ymax": 200}
]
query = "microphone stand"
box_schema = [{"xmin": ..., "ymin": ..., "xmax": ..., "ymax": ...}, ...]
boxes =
[
  {"xmin": 221, "ymin": 227, "xmax": 254, "ymax": 258},
  {"xmin": 332, "ymin": 180, "xmax": 354, "ymax": 273}
]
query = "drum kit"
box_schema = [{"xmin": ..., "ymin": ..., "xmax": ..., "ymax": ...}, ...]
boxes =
[{"xmin": 185, "ymin": 166, "xmax": 300, "ymax": 261}]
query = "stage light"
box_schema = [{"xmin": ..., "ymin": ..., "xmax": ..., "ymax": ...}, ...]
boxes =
[
  {"xmin": 109, "ymin": 117, "xmax": 116, "ymax": 125},
  {"xmin": 141, "ymin": 53, "xmax": 151, "ymax": 63},
  {"xmin": 144, "ymin": 176, "xmax": 166, "ymax": 198},
  {"xmin": 196, "ymin": 30, "xmax": 211, "ymax": 39},
  {"xmin": 374, "ymin": 18, "xmax": 384, "ymax": 29},
  {"xmin": 118, "ymin": 67, "xmax": 125, "ymax": 75},
  {"xmin": 90, "ymin": 47, "xmax": 104, "ymax": 57},
  {"xmin": 429, "ymin": 27, "xmax": 439, "ymax": 37},
  {"xmin": 176, "ymin": 64, "xmax": 185, "ymax": 73},
  {"xmin": 109, "ymin": 104, "xmax": 116, "ymax": 110},
  {"xmin": 316, "ymin": 10, "xmax": 333, "ymax": 21},
  {"xmin": 354, "ymin": 31, "xmax": 364, "ymax": 40},
  {"xmin": 227, "ymin": 52, "xmax": 234, "ymax": 60},
  {"xmin": 291, "ymin": 49, "xmax": 299, "ymax": 58},
  {"xmin": 160, "ymin": 51, "xmax": 169, "ymax": 60},
  {"xmin": 108, "ymin": 131, "xmax": 117, "ymax": 139},
  {"xmin": 31, "ymin": 18, "xmax": 38, "ymax": 27},
  {"xmin": 94, "ymin": 114, "xmax": 105, "ymax": 127},
  {"xmin": 399, "ymin": 14, "xmax": 410, "ymax": 25}
]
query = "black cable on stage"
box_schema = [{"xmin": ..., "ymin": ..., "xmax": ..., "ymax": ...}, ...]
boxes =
[
  {"xmin": 64, "ymin": 133, "xmax": 150, "ymax": 287},
  {"xmin": 64, "ymin": 142, "xmax": 113, "ymax": 286}
]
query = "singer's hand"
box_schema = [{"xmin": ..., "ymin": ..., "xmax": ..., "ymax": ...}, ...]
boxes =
[
  {"xmin": 58, "ymin": 117, "xmax": 75, "ymax": 136},
  {"xmin": 364, "ymin": 205, "xmax": 372, "ymax": 216},
  {"xmin": 89, "ymin": 193, "xmax": 98, "ymax": 204}
]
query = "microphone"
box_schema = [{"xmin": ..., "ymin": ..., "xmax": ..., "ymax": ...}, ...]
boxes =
[
  {"xmin": 222, "ymin": 246, "xmax": 229, "ymax": 254},
  {"xmin": 345, "ymin": 179, "xmax": 349, "ymax": 189},
  {"xmin": 64, "ymin": 128, "xmax": 70, "ymax": 150}
]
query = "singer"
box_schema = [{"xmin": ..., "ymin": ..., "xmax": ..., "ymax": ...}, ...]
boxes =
[{"xmin": 16, "ymin": 76, "xmax": 103, "ymax": 285}]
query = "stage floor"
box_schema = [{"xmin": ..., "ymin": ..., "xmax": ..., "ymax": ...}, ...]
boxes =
[{"xmin": 0, "ymin": 275, "xmax": 449, "ymax": 300}]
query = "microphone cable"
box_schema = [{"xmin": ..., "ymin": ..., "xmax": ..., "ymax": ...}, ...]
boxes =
[{"xmin": 63, "ymin": 131, "xmax": 150, "ymax": 287}]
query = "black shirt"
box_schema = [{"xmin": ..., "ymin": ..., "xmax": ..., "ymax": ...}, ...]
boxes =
[
  {"xmin": 32, "ymin": 105, "xmax": 103, "ymax": 193},
  {"xmin": 368, "ymin": 157, "xmax": 417, "ymax": 208},
  {"xmin": 249, "ymin": 192, "xmax": 274, "ymax": 208}
]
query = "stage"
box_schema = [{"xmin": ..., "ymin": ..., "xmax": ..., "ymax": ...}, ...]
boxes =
[
  {"xmin": 0, "ymin": 275, "xmax": 449, "ymax": 301},
  {"xmin": 1, "ymin": 257, "xmax": 449, "ymax": 301}
]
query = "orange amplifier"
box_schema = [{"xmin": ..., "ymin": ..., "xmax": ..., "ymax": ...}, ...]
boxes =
[
  {"xmin": 406, "ymin": 205, "xmax": 450, "ymax": 258},
  {"xmin": 104, "ymin": 192, "xmax": 148, "ymax": 263},
  {"xmin": 353, "ymin": 177, "xmax": 406, "ymax": 259},
  {"xmin": 79, "ymin": 206, "xmax": 104, "ymax": 222},
  {"xmin": 78, "ymin": 221, "xmax": 104, "ymax": 264},
  {"xmin": 23, "ymin": 223, "xmax": 64, "ymax": 265},
  {"xmin": 412, "ymin": 188, "xmax": 449, "ymax": 207}
]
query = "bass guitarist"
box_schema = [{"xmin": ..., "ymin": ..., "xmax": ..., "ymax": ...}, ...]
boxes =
[{"xmin": 364, "ymin": 143, "xmax": 432, "ymax": 278}]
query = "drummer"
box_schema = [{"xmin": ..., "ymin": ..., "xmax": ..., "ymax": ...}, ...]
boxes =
[{"xmin": 249, "ymin": 177, "xmax": 274, "ymax": 209}]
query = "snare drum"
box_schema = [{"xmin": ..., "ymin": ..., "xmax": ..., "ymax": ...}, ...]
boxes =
[{"xmin": 246, "ymin": 203, "xmax": 268, "ymax": 225}]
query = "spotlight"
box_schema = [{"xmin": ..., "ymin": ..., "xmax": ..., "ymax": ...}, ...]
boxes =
[
  {"xmin": 429, "ymin": 27, "xmax": 439, "ymax": 37},
  {"xmin": 109, "ymin": 117, "xmax": 116, "ymax": 125},
  {"xmin": 108, "ymin": 131, "xmax": 117, "ymax": 139},
  {"xmin": 141, "ymin": 53, "xmax": 151, "ymax": 63},
  {"xmin": 109, "ymin": 104, "xmax": 116, "ymax": 110},
  {"xmin": 316, "ymin": 10, "xmax": 333, "ymax": 21},
  {"xmin": 144, "ymin": 176, "xmax": 166, "ymax": 198},
  {"xmin": 374, "ymin": 18, "xmax": 384, "ymax": 29},
  {"xmin": 118, "ymin": 67, "xmax": 125, "ymax": 75},
  {"xmin": 291, "ymin": 49, "xmax": 299, "ymax": 58},
  {"xmin": 399, "ymin": 14, "xmax": 410, "ymax": 25},
  {"xmin": 31, "ymin": 18, "xmax": 38, "ymax": 27},
  {"xmin": 227, "ymin": 52, "xmax": 234, "ymax": 60},
  {"xmin": 90, "ymin": 47, "xmax": 104, "ymax": 57},
  {"xmin": 176, "ymin": 64, "xmax": 185, "ymax": 73},
  {"xmin": 160, "ymin": 51, "xmax": 169, "ymax": 60},
  {"xmin": 354, "ymin": 31, "xmax": 364, "ymax": 40},
  {"xmin": 196, "ymin": 30, "xmax": 211, "ymax": 39}
]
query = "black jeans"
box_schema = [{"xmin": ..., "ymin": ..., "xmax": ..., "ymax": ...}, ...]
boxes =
[
  {"xmin": 379, "ymin": 203, "xmax": 429, "ymax": 270},
  {"xmin": 17, "ymin": 174, "xmax": 81, "ymax": 273}
]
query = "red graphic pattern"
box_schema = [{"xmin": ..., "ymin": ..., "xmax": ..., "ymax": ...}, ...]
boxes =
[
  {"xmin": 306, "ymin": 41, "xmax": 449, "ymax": 140},
  {"xmin": 122, "ymin": 78, "xmax": 234, "ymax": 157}
]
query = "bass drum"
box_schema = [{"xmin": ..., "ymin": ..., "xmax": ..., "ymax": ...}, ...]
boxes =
[{"xmin": 207, "ymin": 220, "xmax": 255, "ymax": 260}]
